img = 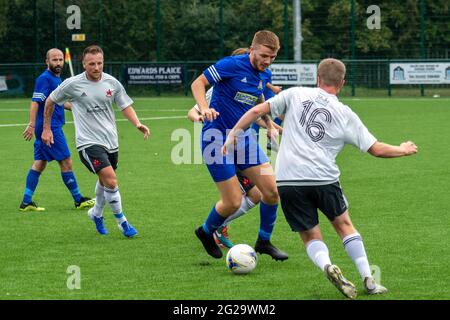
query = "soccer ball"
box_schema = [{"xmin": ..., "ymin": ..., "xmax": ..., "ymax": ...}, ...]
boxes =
[{"xmin": 226, "ymin": 244, "xmax": 257, "ymax": 274}]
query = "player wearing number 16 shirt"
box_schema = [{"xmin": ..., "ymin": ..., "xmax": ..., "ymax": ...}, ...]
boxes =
[{"xmin": 223, "ymin": 58, "xmax": 418, "ymax": 299}]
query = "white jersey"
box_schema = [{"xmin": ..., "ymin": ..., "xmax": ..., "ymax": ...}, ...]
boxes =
[
  {"xmin": 50, "ymin": 72, "xmax": 133, "ymax": 152},
  {"xmin": 267, "ymin": 87, "xmax": 376, "ymax": 186}
]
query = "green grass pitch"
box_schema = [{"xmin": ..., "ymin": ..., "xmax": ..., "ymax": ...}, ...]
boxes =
[{"xmin": 0, "ymin": 96, "xmax": 449, "ymax": 300}]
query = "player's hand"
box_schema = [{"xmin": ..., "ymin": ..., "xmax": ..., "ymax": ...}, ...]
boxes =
[
  {"xmin": 266, "ymin": 127, "xmax": 279, "ymax": 141},
  {"xmin": 201, "ymin": 108, "xmax": 219, "ymax": 122},
  {"xmin": 273, "ymin": 122, "xmax": 283, "ymax": 135},
  {"xmin": 272, "ymin": 85, "xmax": 282, "ymax": 94},
  {"xmin": 137, "ymin": 123, "xmax": 150, "ymax": 140},
  {"xmin": 221, "ymin": 130, "xmax": 236, "ymax": 155},
  {"xmin": 41, "ymin": 129, "xmax": 54, "ymax": 147},
  {"xmin": 196, "ymin": 114, "xmax": 204, "ymax": 123},
  {"xmin": 400, "ymin": 141, "xmax": 418, "ymax": 156},
  {"xmin": 23, "ymin": 124, "xmax": 34, "ymax": 141}
]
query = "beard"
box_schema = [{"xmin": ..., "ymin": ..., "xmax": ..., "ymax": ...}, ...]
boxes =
[{"xmin": 49, "ymin": 65, "xmax": 63, "ymax": 75}]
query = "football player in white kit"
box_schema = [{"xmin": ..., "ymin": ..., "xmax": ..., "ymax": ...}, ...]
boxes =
[
  {"xmin": 42, "ymin": 45, "xmax": 150, "ymax": 238},
  {"xmin": 223, "ymin": 58, "xmax": 418, "ymax": 299}
]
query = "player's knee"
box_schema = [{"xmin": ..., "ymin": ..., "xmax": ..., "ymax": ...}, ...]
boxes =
[
  {"xmin": 247, "ymin": 190, "xmax": 261, "ymax": 205},
  {"xmin": 262, "ymin": 188, "xmax": 279, "ymax": 205},
  {"xmin": 102, "ymin": 176, "xmax": 117, "ymax": 189},
  {"xmin": 333, "ymin": 214, "xmax": 355, "ymax": 234},
  {"xmin": 300, "ymin": 227, "xmax": 322, "ymax": 245},
  {"xmin": 224, "ymin": 197, "xmax": 241, "ymax": 212},
  {"xmin": 32, "ymin": 161, "xmax": 47, "ymax": 172},
  {"xmin": 59, "ymin": 158, "xmax": 73, "ymax": 172}
]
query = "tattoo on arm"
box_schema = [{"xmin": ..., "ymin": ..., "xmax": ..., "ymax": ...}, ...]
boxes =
[{"xmin": 43, "ymin": 100, "xmax": 55, "ymax": 128}]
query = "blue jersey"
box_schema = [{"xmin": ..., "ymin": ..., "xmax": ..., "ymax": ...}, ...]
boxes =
[
  {"xmin": 203, "ymin": 54, "xmax": 267, "ymax": 134},
  {"xmin": 261, "ymin": 69, "xmax": 275, "ymax": 100},
  {"xmin": 31, "ymin": 69, "xmax": 65, "ymax": 137}
]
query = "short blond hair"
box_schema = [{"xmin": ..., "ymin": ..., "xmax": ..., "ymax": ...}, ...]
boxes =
[
  {"xmin": 317, "ymin": 58, "xmax": 346, "ymax": 87},
  {"xmin": 251, "ymin": 30, "xmax": 280, "ymax": 51}
]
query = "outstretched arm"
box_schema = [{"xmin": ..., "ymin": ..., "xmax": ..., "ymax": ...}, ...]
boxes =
[
  {"xmin": 122, "ymin": 106, "xmax": 150, "ymax": 140},
  {"xmin": 266, "ymin": 82, "xmax": 282, "ymax": 94},
  {"xmin": 41, "ymin": 97, "xmax": 55, "ymax": 146},
  {"xmin": 23, "ymin": 101, "xmax": 39, "ymax": 141},
  {"xmin": 368, "ymin": 141, "xmax": 418, "ymax": 158},
  {"xmin": 222, "ymin": 102, "xmax": 270, "ymax": 155}
]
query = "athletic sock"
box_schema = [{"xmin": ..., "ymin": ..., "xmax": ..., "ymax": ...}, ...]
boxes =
[
  {"xmin": 222, "ymin": 195, "xmax": 256, "ymax": 226},
  {"xmin": 306, "ymin": 240, "xmax": 332, "ymax": 271},
  {"xmin": 104, "ymin": 185, "xmax": 123, "ymax": 214},
  {"xmin": 258, "ymin": 201, "xmax": 277, "ymax": 240},
  {"xmin": 202, "ymin": 206, "xmax": 226, "ymax": 236},
  {"xmin": 22, "ymin": 169, "xmax": 41, "ymax": 204},
  {"xmin": 91, "ymin": 180, "xmax": 106, "ymax": 217},
  {"xmin": 114, "ymin": 212, "xmax": 127, "ymax": 225},
  {"xmin": 104, "ymin": 186, "xmax": 128, "ymax": 224},
  {"xmin": 343, "ymin": 233, "xmax": 372, "ymax": 280},
  {"xmin": 61, "ymin": 171, "xmax": 82, "ymax": 203}
]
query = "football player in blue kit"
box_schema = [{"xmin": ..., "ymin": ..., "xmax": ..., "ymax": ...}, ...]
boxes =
[
  {"xmin": 191, "ymin": 31, "xmax": 288, "ymax": 261},
  {"xmin": 251, "ymin": 69, "xmax": 283, "ymax": 152},
  {"xmin": 20, "ymin": 48, "xmax": 94, "ymax": 212}
]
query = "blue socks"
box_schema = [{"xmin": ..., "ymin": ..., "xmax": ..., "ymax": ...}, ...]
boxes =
[
  {"xmin": 202, "ymin": 206, "xmax": 226, "ymax": 236},
  {"xmin": 202, "ymin": 202, "xmax": 277, "ymax": 239},
  {"xmin": 23, "ymin": 170, "xmax": 83, "ymax": 204},
  {"xmin": 259, "ymin": 201, "xmax": 278, "ymax": 240},
  {"xmin": 23, "ymin": 169, "xmax": 41, "ymax": 204},
  {"xmin": 61, "ymin": 171, "xmax": 82, "ymax": 203}
]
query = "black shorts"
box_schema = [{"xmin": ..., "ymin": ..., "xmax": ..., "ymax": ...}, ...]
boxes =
[
  {"xmin": 79, "ymin": 145, "xmax": 118, "ymax": 174},
  {"xmin": 278, "ymin": 182, "xmax": 348, "ymax": 232},
  {"xmin": 236, "ymin": 168, "xmax": 255, "ymax": 194}
]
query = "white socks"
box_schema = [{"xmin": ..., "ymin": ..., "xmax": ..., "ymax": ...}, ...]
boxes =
[
  {"xmin": 222, "ymin": 195, "xmax": 256, "ymax": 226},
  {"xmin": 305, "ymin": 233, "xmax": 373, "ymax": 281},
  {"xmin": 104, "ymin": 185, "xmax": 122, "ymax": 214},
  {"xmin": 91, "ymin": 182, "xmax": 127, "ymax": 225},
  {"xmin": 91, "ymin": 180, "xmax": 106, "ymax": 217},
  {"xmin": 343, "ymin": 233, "xmax": 372, "ymax": 280},
  {"xmin": 306, "ymin": 240, "xmax": 332, "ymax": 271}
]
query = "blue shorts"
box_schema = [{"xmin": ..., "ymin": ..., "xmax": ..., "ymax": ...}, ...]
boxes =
[
  {"xmin": 201, "ymin": 129, "xmax": 269, "ymax": 182},
  {"xmin": 34, "ymin": 127, "xmax": 71, "ymax": 162}
]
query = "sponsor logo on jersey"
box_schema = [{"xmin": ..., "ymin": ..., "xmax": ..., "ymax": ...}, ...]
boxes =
[
  {"xmin": 241, "ymin": 77, "xmax": 247, "ymax": 83},
  {"xmin": 234, "ymin": 91, "xmax": 258, "ymax": 106},
  {"xmin": 106, "ymin": 89, "xmax": 113, "ymax": 97},
  {"xmin": 87, "ymin": 105, "xmax": 108, "ymax": 114}
]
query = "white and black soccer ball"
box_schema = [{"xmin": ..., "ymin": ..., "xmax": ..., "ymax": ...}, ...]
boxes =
[{"xmin": 226, "ymin": 244, "xmax": 257, "ymax": 274}]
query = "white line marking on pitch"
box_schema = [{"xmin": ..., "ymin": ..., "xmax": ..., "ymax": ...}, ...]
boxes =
[
  {"xmin": 0, "ymin": 115, "xmax": 187, "ymax": 128},
  {"xmin": 0, "ymin": 109, "xmax": 188, "ymax": 112}
]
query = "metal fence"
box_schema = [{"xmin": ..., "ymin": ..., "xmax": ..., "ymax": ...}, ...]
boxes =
[
  {"xmin": 1, "ymin": 59, "xmax": 449, "ymax": 98},
  {"xmin": 1, "ymin": 1, "xmax": 449, "ymax": 64}
]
